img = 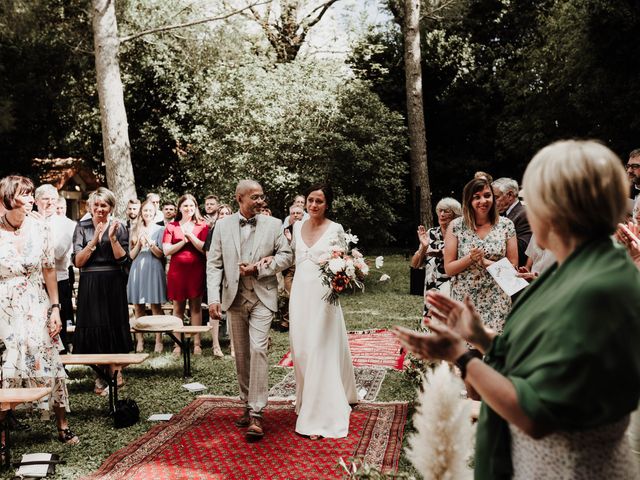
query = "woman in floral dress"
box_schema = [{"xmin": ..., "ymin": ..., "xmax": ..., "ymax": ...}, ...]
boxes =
[
  {"xmin": 444, "ymin": 176, "xmax": 517, "ymax": 333},
  {"xmin": 0, "ymin": 175, "xmax": 79, "ymax": 445}
]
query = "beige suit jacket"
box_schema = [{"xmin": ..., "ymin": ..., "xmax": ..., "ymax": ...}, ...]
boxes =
[{"xmin": 206, "ymin": 213, "xmax": 293, "ymax": 312}]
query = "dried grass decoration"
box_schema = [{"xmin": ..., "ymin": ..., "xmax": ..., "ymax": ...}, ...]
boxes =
[{"xmin": 406, "ymin": 363, "xmax": 475, "ymax": 480}]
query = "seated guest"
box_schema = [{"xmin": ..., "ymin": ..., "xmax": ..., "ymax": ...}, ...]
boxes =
[
  {"xmin": 410, "ymin": 197, "xmax": 461, "ymax": 317},
  {"xmin": 492, "ymin": 177, "xmax": 532, "ymax": 266},
  {"xmin": 396, "ymin": 139, "xmax": 640, "ymax": 479},
  {"xmin": 0, "ymin": 175, "xmax": 79, "ymax": 445}
]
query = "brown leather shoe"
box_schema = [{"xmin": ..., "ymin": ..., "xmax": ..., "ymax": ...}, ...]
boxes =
[
  {"xmin": 246, "ymin": 417, "xmax": 264, "ymax": 439},
  {"xmin": 234, "ymin": 409, "xmax": 251, "ymax": 428}
]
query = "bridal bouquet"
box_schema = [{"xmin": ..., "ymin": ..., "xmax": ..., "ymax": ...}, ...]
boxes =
[{"xmin": 318, "ymin": 230, "xmax": 383, "ymax": 305}]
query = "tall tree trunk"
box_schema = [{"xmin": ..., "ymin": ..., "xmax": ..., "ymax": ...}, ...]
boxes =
[
  {"xmin": 92, "ymin": 0, "xmax": 136, "ymax": 217},
  {"xmin": 403, "ymin": 0, "xmax": 433, "ymax": 229}
]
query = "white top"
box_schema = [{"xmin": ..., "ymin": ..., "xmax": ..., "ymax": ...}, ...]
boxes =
[{"xmin": 50, "ymin": 215, "xmax": 77, "ymax": 281}]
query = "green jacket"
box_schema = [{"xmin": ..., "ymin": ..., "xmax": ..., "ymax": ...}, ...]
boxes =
[{"xmin": 476, "ymin": 237, "xmax": 640, "ymax": 479}]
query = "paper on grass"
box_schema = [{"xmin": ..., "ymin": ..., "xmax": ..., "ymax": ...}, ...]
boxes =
[
  {"xmin": 16, "ymin": 453, "xmax": 52, "ymax": 478},
  {"xmin": 182, "ymin": 382, "xmax": 207, "ymax": 392},
  {"xmin": 148, "ymin": 413, "xmax": 173, "ymax": 421},
  {"xmin": 486, "ymin": 257, "xmax": 529, "ymax": 296}
]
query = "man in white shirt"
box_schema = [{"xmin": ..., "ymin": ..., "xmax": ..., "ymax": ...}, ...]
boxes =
[
  {"xmin": 147, "ymin": 192, "xmax": 164, "ymax": 223},
  {"xmin": 35, "ymin": 185, "xmax": 77, "ymax": 350}
]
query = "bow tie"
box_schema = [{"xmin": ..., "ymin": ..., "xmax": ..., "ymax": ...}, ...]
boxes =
[{"xmin": 239, "ymin": 217, "xmax": 257, "ymax": 227}]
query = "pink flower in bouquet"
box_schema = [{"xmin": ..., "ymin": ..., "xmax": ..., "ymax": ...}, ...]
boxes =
[{"xmin": 351, "ymin": 248, "xmax": 363, "ymax": 259}]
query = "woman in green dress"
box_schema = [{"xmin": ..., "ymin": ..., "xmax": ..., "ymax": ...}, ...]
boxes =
[{"xmin": 395, "ymin": 140, "xmax": 640, "ymax": 479}]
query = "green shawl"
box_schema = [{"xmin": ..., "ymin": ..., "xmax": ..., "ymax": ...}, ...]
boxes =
[{"xmin": 475, "ymin": 237, "xmax": 640, "ymax": 479}]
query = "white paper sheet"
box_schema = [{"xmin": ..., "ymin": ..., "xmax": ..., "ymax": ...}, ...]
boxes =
[
  {"xmin": 486, "ymin": 257, "xmax": 529, "ymax": 296},
  {"xmin": 182, "ymin": 382, "xmax": 207, "ymax": 392},
  {"xmin": 148, "ymin": 413, "xmax": 173, "ymax": 421},
  {"xmin": 16, "ymin": 453, "xmax": 52, "ymax": 478}
]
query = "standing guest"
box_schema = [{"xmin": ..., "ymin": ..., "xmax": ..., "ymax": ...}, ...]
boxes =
[
  {"xmin": 128, "ymin": 200, "xmax": 167, "ymax": 353},
  {"xmin": 73, "ymin": 187, "xmax": 131, "ymax": 393},
  {"xmin": 203, "ymin": 195, "xmax": 220, "ymax": 227},
  {"xmin": 0, "ymin": 175, "xmax": 79, "ymax": 445},
  {"xmin": 125, "ymin": 198, "xmax": 141, "ymax": 230},
  {"xmin": 157, "ymin": 201, "xmax": 177, "ymax": 227},
  {"xmin": 162, "ymin": 194, "xmax": 209, "ymax": 355},
  {"xmin": 35, "ymin": 185, "xmax": 76, "ymax": 351},
  {"xmin": 281, "ymin": 204, "xmax": 305, "ymax": 297},
  {"xmin": 56, "ymin": 196, "xmax": 68, "ymax": 217},
  {"xmin": 396, "ymin": 139, "xmax": 640, "ymax": 480},
  {"xmin": 627, "ymin": 149, "xmax": 640, "ymax": 201},
  {"xmin": 207, "ymin": 181, "xmax": 292, "ymax": 439},
  {"xmin": 282, "ymin": 194, "xmax": 309, "ymax": 226},
  {"xmin": 492, "ymin": 178, "xmax": 532, "ymax": 267},
  {"xmin": 261, "ymin": 207, "xmax": 272, "ymax": 217},
  {"xmin": 283, "ymin": 205, "xmax": 304, "ymax": 235},
  {"xmin": 517, "ymin": 234, "xmax": 556, "ymax": 281},
  {"xmin": 147, "ymin": 192, "xmax": 164, "ymax": 223},
  {"xmin": 444, "ymin": 177, "xmax": 517, "ymax": 333},
  {"xmin": 410, "ymin": 197, "xmax": 462, "ymax": 317}
]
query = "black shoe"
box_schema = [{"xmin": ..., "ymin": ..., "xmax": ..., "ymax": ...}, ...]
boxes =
[{"xmin": 234, "ymin": 409, "xmax": 251, "ymax": 428}]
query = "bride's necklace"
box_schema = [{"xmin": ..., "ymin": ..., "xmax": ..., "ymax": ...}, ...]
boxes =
[{"xmin": 1, "ymin": 214, "xmax": 22, "ymax": 235}]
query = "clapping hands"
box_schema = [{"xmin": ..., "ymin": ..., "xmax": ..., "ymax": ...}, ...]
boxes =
[
  {"xmin": 108, "ymin": 219, "xmax": 120, "ymax": 241},
  {"xmin": 616, "ymin": 221, "xmax": 640, "ymax": 266}
]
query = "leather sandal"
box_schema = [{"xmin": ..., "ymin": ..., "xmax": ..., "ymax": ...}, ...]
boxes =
[{"xmin": 57, "ymin": 427, "xmax": 80, "ymax": 445}]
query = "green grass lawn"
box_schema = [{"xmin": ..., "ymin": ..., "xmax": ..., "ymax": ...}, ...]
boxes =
[{"xmin": 7, "ymin": 255, "xmax": 423, "ymax": 479}]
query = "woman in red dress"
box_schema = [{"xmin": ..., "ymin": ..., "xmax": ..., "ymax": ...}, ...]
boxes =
[{"xmin": 162, "ymin": 194, "xmax": 209, "ymax": 354}]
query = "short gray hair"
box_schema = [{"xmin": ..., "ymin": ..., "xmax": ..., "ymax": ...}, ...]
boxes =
[
  {"xmin": 435, "ymin": 197, "xmax": 462, "ymax": 217},
  {"xmin": 34, "ymin": 184, "xmax": 58, "ymax": 200},
  {"xmin": 523, "ymin": 140, "xmax": 627, "ymax": 238},
  {"xmin": 88, "ymin": 187, "xmax": 116, "ymax": 211},
  {"xmin": 235, "ymin": 179, "xmax": 261, "ymax": 197},
  {"xmin": 492, "ymin": 177, "xmax": 519, "ymax": 195}
]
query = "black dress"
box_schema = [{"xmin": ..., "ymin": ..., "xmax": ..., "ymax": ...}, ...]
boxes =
[{"xmin": 72, "ymin": 219, "xmax": 133, "ymax": 354}]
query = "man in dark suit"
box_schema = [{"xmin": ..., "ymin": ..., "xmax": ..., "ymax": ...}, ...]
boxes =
[
  {"xmin": 626, "ymin": 149, "xmax": 640, "ymax": 201},
  {"xmin": 492, "ymin": 178, "xmax": 531, "ymax": 267}
]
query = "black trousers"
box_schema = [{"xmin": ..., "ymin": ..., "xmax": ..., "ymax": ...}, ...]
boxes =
[{"xmin": 58, "ymin": 278, "xmax": 74, "ymax": 350}]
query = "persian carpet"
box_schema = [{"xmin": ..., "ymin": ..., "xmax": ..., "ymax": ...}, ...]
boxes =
[
  {"xmin": 268, "ymin": 367, "xmax": 386, "ymax": 401},
  {"xmin": 277, "ymin": 329, "xmax": 406, "ymax": 370},
  {"xmin": 85, "ymin": 397, "xmax": 408, "ymax": 480}
]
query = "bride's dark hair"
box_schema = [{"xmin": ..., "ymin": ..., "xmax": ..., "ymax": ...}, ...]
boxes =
[{"xmin": 304, "ymin": 183, "xmax": 333, "ymax": 214}]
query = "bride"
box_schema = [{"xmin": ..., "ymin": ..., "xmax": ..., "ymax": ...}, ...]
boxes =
[{"xmin": 287, "ymin": 184, "xmax": 358, "ymax": 439}]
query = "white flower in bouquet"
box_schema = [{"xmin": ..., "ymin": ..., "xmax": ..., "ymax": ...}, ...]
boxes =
[
  {"xmin": 345, "ymin": 265, "xmax": 356, "ymax": 278},
  {"xmin": 318, "ymin": 252, "xmax": 331, "ymax": 264},
  {"xmin": 379, "ymin": 274, "xmax": 391, "ymax": 282},
  {"xmin": 359, "ymin": 263, "xmax": 370, "ymax": 275},
  {"xmin": 375, "ymin": 256, "xmax": 384, "ymax": 269},
  {"xmin": 344, "ymin": 232, "xmax": 359, "ymax": 245},
  {"xmin": 328, "ymin": 257, "xmax": 346, "ymax": 275},
  {"xmin": 351, "ymin": 248, "xmax": 363, "ymax": 259}
]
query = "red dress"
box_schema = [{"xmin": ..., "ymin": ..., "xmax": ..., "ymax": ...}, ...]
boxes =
[{"xmin": 163, "ymin": 221, "xmax": 209, "ymax": 301}]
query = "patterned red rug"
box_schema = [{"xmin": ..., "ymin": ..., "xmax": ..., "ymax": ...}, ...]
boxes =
[
  {"xmin": 277, "ymin": 329, "xmax": 406, "ymax": 370},
  {"xmin": 85, "ymin": 397, "xmax": 408, "ymax": 480}
]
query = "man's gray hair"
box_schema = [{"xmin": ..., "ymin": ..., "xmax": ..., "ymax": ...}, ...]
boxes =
[
  {"xmin": 235, "ymin": 179, "xmax": 261, "ymax": 196},
  {"xmin": 35, "ymin": 183, "xmax": 59, "ymax": 200},
  {"xmin": 492, "ymin": 177, "xmax": 519, "ymax": 195},
  {"xmin": 629, "ymin": 149, "xmax": 640, "ymax": 159}
]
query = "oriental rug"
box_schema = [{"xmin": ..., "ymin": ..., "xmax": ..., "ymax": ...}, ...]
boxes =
[
  {"xmin": 268, "ymin": 367, "xmax": 386, "ymax": 401},
  {"xmin": 277, "ymin": 329, "xmax": 406, "ymax": 370},
  {"xmin": 85, "ymin": 397, "xmax": 408, "ymax": 480}
]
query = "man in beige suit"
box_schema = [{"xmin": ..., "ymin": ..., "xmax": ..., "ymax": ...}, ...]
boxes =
[{"xmin": 207, "ymin": 180, "xmax": 293, "ymax": 440}]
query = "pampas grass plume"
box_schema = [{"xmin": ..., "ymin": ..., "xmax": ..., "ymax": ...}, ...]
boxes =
[{"xmin": 406, "ymin": 363, "xmax": 474, "ymax": 479}]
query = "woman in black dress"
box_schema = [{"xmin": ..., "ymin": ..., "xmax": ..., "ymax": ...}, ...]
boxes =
[{"xmin": 72, "ymin": 187, "xmax": 131, "ymax": 393}]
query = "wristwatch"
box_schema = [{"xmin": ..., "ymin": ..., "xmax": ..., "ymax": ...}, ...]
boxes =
[{"xmin": 455, "ymin": 349, "xmax": 483, "ymax": 379}]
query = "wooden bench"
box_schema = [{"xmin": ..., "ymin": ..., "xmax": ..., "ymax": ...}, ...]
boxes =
[
  {"xmin": 60, "ymin": 354, "xmax": 148, "ymax": 414},
  {"xmin": 0, "ymin": 387, "xmax": 51, "ymax": 469},
  {"xmin": 131, "ymin": 316, "xmax": 211, "ymax": 378}
]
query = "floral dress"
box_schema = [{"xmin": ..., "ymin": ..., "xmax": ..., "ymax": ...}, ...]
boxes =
[
  {"xmin": 421, "ymin": 226, "xmax": 449, "ymax": 316},
  {"xmin": 0, "ymin": 216, "xmax": 69, "ymax": 411},
  {"xmin": 450, "ymin": 216, "xmax": 516, "ymax": 333}
]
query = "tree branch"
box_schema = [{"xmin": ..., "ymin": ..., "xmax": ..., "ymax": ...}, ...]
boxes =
[
  {"xmin": 421, "ymin": 0, "xmax": 457, "ymax": 20},
  {"xmin": 120, "ymin": 0, "xmax": 271, "ymax": 43},
  {"xmin": 302, "ymin": 0, "xmax": 340, "ymax": 30}
]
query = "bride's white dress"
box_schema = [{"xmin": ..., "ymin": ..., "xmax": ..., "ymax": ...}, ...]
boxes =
[{"xmin": 289, "ymin": 220, "xmax": 358, "ymax": 438}]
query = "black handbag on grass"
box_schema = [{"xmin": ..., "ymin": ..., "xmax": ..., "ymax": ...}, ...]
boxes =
[{"xmin": 113, "ymin": 399, "xmax": 139, "ymax": 428}]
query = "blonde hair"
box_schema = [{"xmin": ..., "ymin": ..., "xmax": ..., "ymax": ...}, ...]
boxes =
[
  {"xmin": 131, "ymin": 199, "xmax": 156, "ymax": 246},
  {"xmin": 522, "ymin": 140, "xmax": 628, "ymax": 238},
  {"xmin": 88, "ymin": 187, "xmax": 116, "ymax": 211}
]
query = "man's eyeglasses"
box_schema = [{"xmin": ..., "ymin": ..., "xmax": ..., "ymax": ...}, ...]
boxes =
[{"xmin": 626, "ymin": 163, "xmax": 640, "ymax": 170}]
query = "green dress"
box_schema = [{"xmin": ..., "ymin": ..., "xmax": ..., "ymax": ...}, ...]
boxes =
[{"xmin": 476, "ymin": 237, "xmax": 640, "ymax": 479}]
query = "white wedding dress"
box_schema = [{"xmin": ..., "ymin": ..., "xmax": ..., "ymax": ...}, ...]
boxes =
[{"xmin": 289, "ymin": 220, "xmax": 358, "ymax": 438}]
